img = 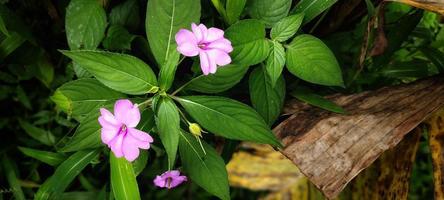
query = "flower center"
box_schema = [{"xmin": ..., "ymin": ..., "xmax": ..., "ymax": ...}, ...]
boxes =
[
  {"xmin": 166, "ymin": 177, "xmax": 172, "ymax": 188},
  {"xmin": 119, "ymin": 124, "xmax": 128, "ymax": 135},
  {"xmin": 198, "ymin": 42, "xmax": 209, "ymax": 50}
]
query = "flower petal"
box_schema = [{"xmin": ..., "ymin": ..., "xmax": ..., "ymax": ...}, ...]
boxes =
[
  {"xmin": 199, "ymin": 51, "xmax": 211, "ymax": 75},
  {"xmin": 114, "ymin": 99, "xmax": 140, "ymax": 128},
  {"xmin": 204, "ymin": 27, "xmax": 224, "ymax": 42},
  {"xmin": 207, "ymin": 49, "xmax": 232, "ymax": 66},
  {"xmin": 175, "ymin": 29, "xmax": 197, "ymax": 45},
  {"xmin": 128, "ymin": 128, "xmax": 153, "ymax": 143},
  {"xmin": 177, "ymin": 42, "xmax": 199, "ymax": 57},
  {"xmin": 207, "ymin": 38, "xmax": 233, "ymax": 53},
  {"xmin": 169, "ymin": 176, "xmax": 187, "ymax": 188},
  {"xmin": 101, "ymin": 126, "xmax": 119, "ymax": 144},
  {"xmin": 192, "ymin": 23, "xmax": 207, "ymax": 42},
  {"xmin": 99, "ymin": 108, "xmax": 120, "ymax": 127},
  {"xmin": 153, "ymin": 176, "xmax": 166, "ymax": 187},
  {"xmin": 109, "ymin": 134, "xmax": 124, "ymax": 158},
  {"xmin": 122, "ymin": 136, "xmax": 140, "ymax": 162}
]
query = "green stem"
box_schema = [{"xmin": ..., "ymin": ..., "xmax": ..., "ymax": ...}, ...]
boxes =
[
  {"xmin": 171, "ymin": 75, "xmax": 202, "ymax": 96},
  {"xmin": 210, "ymin": 0, "xmax": 228, "ymax": 23}
]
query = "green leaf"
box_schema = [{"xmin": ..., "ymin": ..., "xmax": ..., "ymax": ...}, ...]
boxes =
[
  {"xmin": 61, "ymin": 50, "xmax": 158, "ymax": 95},
  {"xmin": 290, "ymin": 87, "xmax": 346, "ymax": 114},
  {"xmin": 18, "ymin": 147, "xmax": 66, "ymax": 166},
  {"xmin": 421, "ymin": 47, "xmax": 444, "ymax": 73},
  {"xmin": 73, "ymin": 62, "xmax": 92, "ymax": 78},
  {"xmin": 0, "ymin": 15, "xmax": 9, "ymax": 36},
  {"xmin": 186, "ymin": 64, "xmax": 249, "ymax": 94},
  {"xmin": 155, "ymin": 97, "xmax": 180, "ymax": 169},
  {"xmin": 34, "ymin": 57, "xmax": 54, "ymax": 87},
  {"xmin": 0, "ymin": 32, "xmax": 25, "ymax": 60},
  {"xmin": 110, "ymin": 153, "xmax": 141, "ymax": 200},
  {"xmin": 270, "ymin": 14, "xmax": 304, "ymax": 42},
  {"xmin": 225, "ymin": 19, "xmax": 269, "ymax": 66},
  {"xmin": 132, "ymin": 151, "xmax": 148, "ymax": 176},
  {"xmin": 16, "ymin": 85, "xmax": 31, "ymax": 110},
  {"xmin": 249, "ymin": 66, "xmax": 285, "ymax": 126},
  {"xmin": 65, "ymin": 0, "xmax": 107, "ymax": 50},
  {"xmin": 179, "ymin": 132, "xmax": 230, "ymax": 200},
  {"xmin": 2, "ymin": 155, "xmax": 25, "ymax": 200},
  {"xmin": 247, "ymin": 0, "xmax": 291, "ymax": 27},
  {"xmin": 291, "ymin": 0, "xmax": 338, "ymax": 24},
  {"xmin": 18, "ymin": 119, "xmax": 55, "ymax": 146},
  {"xmin": 109, "ymin": 0, "xmax": 140, "ymax": 30},
  {"xmin": 146, "ymin": 0, "xmax": 201, "ymax": 65},
  {"xmin": 265, "ymin": 41, "xmax": 285, "ymax": 87},
  {"xmin": 103, "ymin": 25, "xmax": 135, "ymax": 51},
  {"xmin": 286, "ymin": 34, "xmax": 343, "ymax": 86},
  {"xmin": 158, "ymin": 51, "xmax": 180, "ymax": 91},
  {"xmin": 226, "ymin": 0, "xmax": 246, "ymax": 25},
  {"xmin": 51, "ymin": 78, "xmax": 126, "ymax": 121},
  {"xmin": 175, "ymin": 96, "xmax": 281, "ymax": 147},
  {"xmin": 59, "ymin": 102, "xmax": 113, "ymax": 152},
  {"xmin": 35, "ymin": 149, "xmax": 100, "ymax": 200}
]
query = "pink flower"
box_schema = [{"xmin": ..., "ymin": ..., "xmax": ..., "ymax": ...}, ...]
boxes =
[
  {"xmin": 175, "ymin": 23, "xmax": 233, "ymax": 75},
  {"xmin": 98, "ymin": 99, "xmax": 154, "ymax": 162},
  {"xmin": 153, "ymin": 170, "xmax": 187, "ymax": 189}
]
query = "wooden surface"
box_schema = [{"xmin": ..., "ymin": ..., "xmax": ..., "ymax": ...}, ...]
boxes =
[{"xmin": 274, "ymin": 77, "xmax": 444, "ymax": 199}]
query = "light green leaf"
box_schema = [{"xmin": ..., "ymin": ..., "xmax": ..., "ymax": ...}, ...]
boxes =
[
  {"xmin": 179, "ymin": 132, "xmax": 230, "ymax": 200},
  {"xmin": 72, "ymin": 62, "xmax": 92, "ymax": 78},
  {"xmin": 110, "ymin": 153, "xmax": 141, "ymax": 200},
  {"xmin": 18, "ymin": 147, "xmax": 66, "ymax": 166},
  {"xmin": 158, "ymin": 51, "xmax": 180, "ymax": 91},
  {"xmin": 35, "ymin": 149, "xmax": 101, "ymax": 200},
  {"xmin": 65, "ymin": 0, "xmax": 107, "ymax": 50},
  {"xmin": 18, "ymin": 119, "xmax": 55, "ymax": 146},
  {"xmin": 61, "ymin": 50, "xmax": 158, "ymax": 95},
  {"xmin": 270, "ymin": 14, "xmax": 304, "ymax": 42},
  {"xmin": 51, "ymin": 78, "xmax": 126, "ymax": 121},
  {"xmin": 155, "ymin": 97, "xmax": 180, "ymax": 169},
  {"xmin": 249, "ymin": 66, "xmax": 285, "ymax": 126},
  {"xmin": 290, "ymin": 87, "xmax": 346, "ymax": 114},
  {"xmin": 286, "ymin": 34, "xmax": 343, "ymax": 86},
  {"xmin": 226, "ymin": 0, "xmax": 246, "ymax": 25},
  {"xmin": 186, "ymin": 64, "xmax": 248, "ymax": 94},
  {"xmin": 175, "ymin": 96, "xmax": 282, "ymax": 147},
  {"xmin": 225, "ymin": 19, "xmax": 269, "ymax": 66},
  {"xmin": 291, "ymin": 0, "xmax": 338, "ymax": 24},
  {"xmin": 247, "ymin": 0, "xmax": 291, "ymax": 27},
  {"xmin": 103, "ymin": 25, "xmax": 135, "ymax": 51},
  {"xmin": 109, "ymin": 0, "xmax": 140, "ymax": 30},
  {"xmin": 265, "ymin": 41, "xmax": 285, "ymax": 87},
  {"xmin": 146, "ymin": 0, "xmax": 201, "ymax": 65},
  {"xmin": 2, "ymin": 155, "xmax": 25, "ymax": 200}
]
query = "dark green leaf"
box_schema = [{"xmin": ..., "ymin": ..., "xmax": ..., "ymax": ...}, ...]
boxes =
[
  {"xmin": 0, "ymin": 15, "xmax": 8, "ymax": 36},
  {"xmin": 249, "ymin": 66, "xmax": 285, "ymax": 126},
  {"xmin": 270, "ymin": 14, "xmax": 304, "ymax": 42},
  {"xmin": 146, "ymin": 0, "xmax": 201, "ymax": 65},
  {"xmin": 290, "ymin": 87, "xmax": 346, "ymax": 114},
  {"xmin": 18, "ymin": 146, "xmax": 66, "ymax": 166},
  {"xmin": 286, "ymin": 34, "xmax": 343, "ymax": 86},
  {"xmin": 291, "ymin": 0, "xmax": 338, "ymax": 24},
  {"xmin": 110, "ymin": 153, "xmax": 141, "ymax": 200},
  {"xmin": 35, "ymin": 149, "xmax": 101, "ymax": 200},
  {"xmin": 265, "ymin": 41, "xmax": 285, "ymax": 87},
  {"xmin": 2, "ymin": 155, "xmax": 25, "ymax": 200},
  {"xmin": 103, "ymin": 25, "xmax": 135, "ymax": 51},
  {"xmin": 18, "ymin": 119, "xmax": 55, "ymax": 146},
  {"xmin": 226, "ymin": 0, "xmax": 246, "ymax": 25},
  {"xmin": 179, "ymin": 132, "xmax": 230, "ymax": 200},
  {"xmin": 0, "ymin": 32, "xmax": 25, "ymax": 60},
  {"xmin": 158, "ymin": 51, "xmax": 180, "ymax": 91},
  {"xmin": 247, "ymin": 0, "xmax": 291, "ymax": 27},
  {"xmin": 175, "ymin": 96, "xmax": 281, "ymax": 147},
  {"xmin": 155, "ymin": 97, "xmax": 180, "ymax": 168},
  {"xmin": 51, "ymin": 78, "xmax": 126, "ymax": 121},
  {"xmin": 65, "ymin": 0, "xmax": 107, "ymax": 50},
  {"xmin": 225, "ymin": 19, "xmax": 269, "ymax": 66},
  {"xmin": 61, "ymin": 50, "xmax": 158, "ymax": 95},
  {"xmin": 109, "ymin": 0, "xmax": 140, "ymax": 30},
  {"xmin": 186, "ymin": 64, "xmax": 249, "ymax": 94},
  {"xmin": 16, "ymin": 85, "xmax": 31, "ymax": 110},
  {"xmin": 132, "ymin": 151, "xmax": 148, "ymax": 176},
  {"xmin": 421, "ymin": 47, "xmax": 444, "ymax": 72}
]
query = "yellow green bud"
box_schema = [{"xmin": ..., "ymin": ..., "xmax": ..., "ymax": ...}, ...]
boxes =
[{"xmin": 189, "ymin": 123, "xmax": 202, "ymax": 137}]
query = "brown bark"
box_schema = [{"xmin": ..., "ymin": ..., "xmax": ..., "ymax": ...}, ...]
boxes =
[
  {"xmin": 425, "ymin": 108, "xmax": 444, "ymax": 199},
  {"xmin": 274, "ymin": 77, "xmax": 444, "ymax": 199}
]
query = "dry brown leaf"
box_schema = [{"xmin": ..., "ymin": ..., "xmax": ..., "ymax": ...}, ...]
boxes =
[
  {"xmin": 424, "ymin": 108, "xmax": 444, "ymax": 199},
  {"xmin": 275, "ymin": 77, "xmax": 444, "ymax": 199},
  {"xmin": 387, "ymin": 0, "xmax": 444, "ymax": 15}
]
